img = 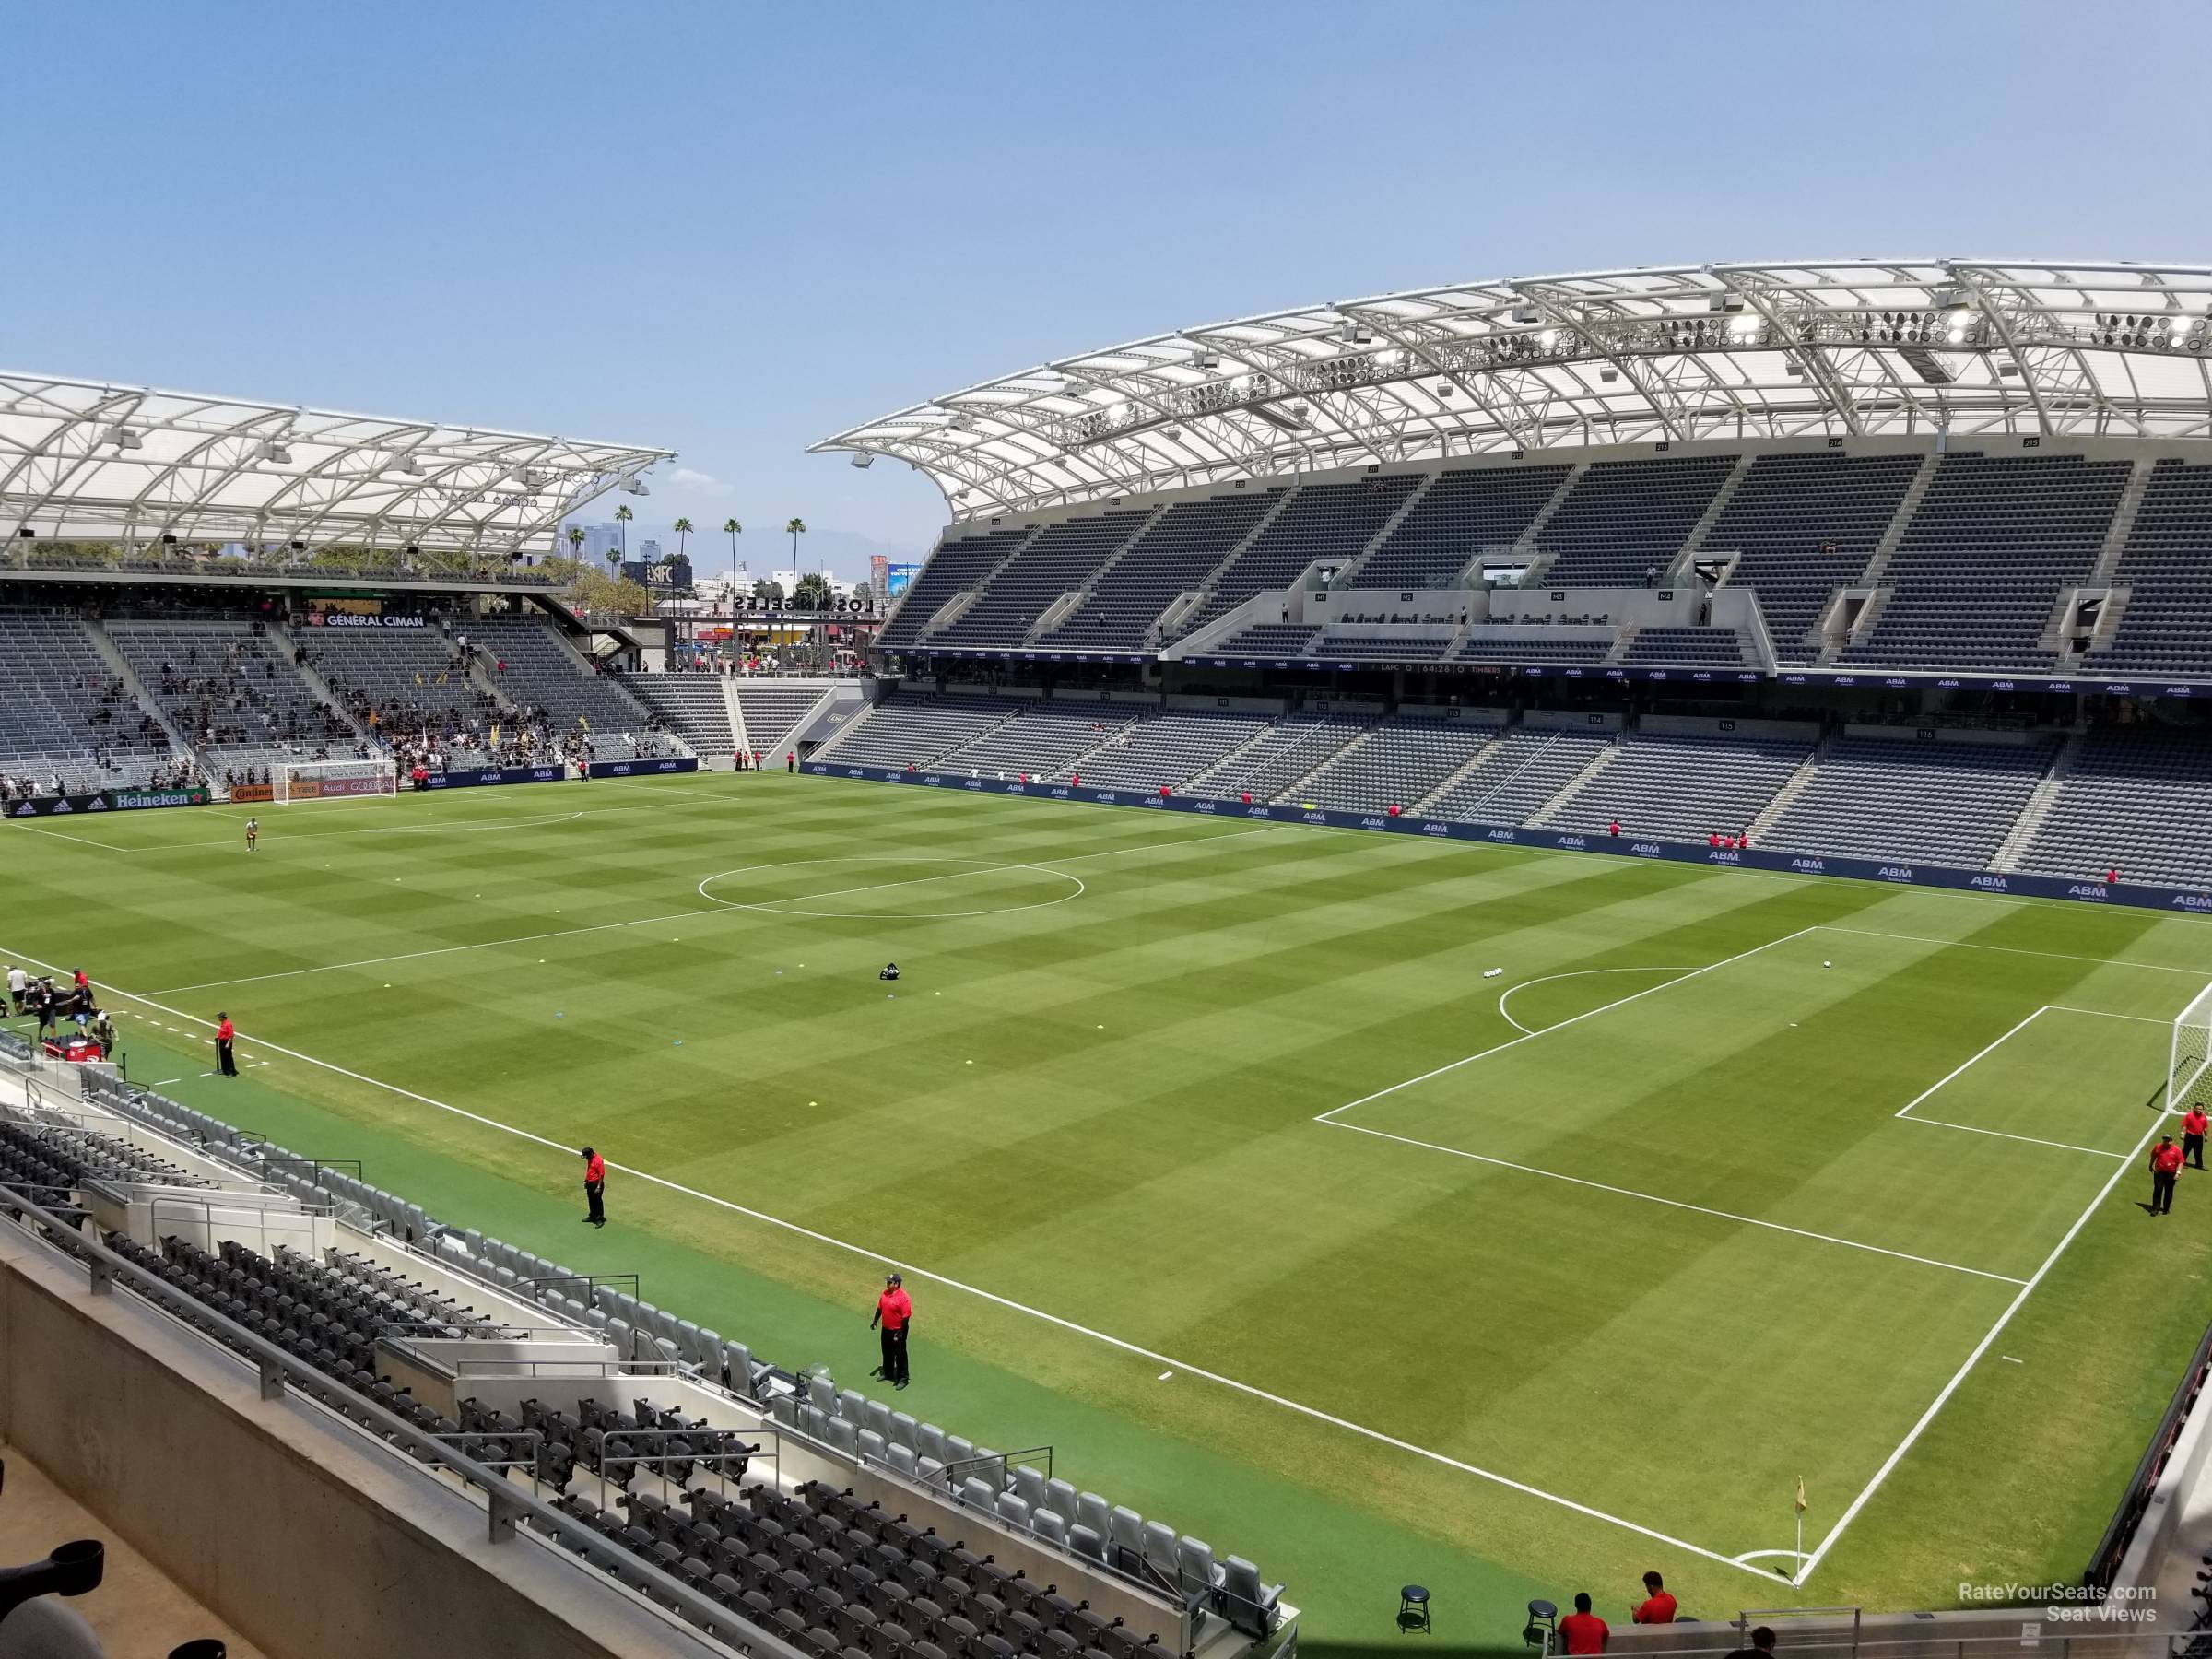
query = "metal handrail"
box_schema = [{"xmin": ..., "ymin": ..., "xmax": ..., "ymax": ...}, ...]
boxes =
[{"xmin": 0, "ymin": 1180, "xmax": 801, "ymax": 1659}]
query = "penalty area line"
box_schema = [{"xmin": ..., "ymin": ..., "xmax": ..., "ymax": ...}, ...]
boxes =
[
  {"xmin": 0, "ymin": 937, "xmax": 1780, "ymax": 1584},
  {"xmin": 1792, "ymin": 1069, "xmax": 2178, "ymax": 1585}
]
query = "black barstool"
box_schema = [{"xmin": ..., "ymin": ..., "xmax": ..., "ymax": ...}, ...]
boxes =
[{"xmin": 1397, "ymin": 1583, "xmax": 1431, "ymax": 1635}]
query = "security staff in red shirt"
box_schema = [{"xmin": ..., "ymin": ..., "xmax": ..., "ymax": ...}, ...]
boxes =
[
  {"xmin": 582, "ymin": 1146, "xmax": 606, "ymax": 1228},
  {"xmin": 1630, "ymin": 1572, "xmax": 1677, "ymax": 1624},
  {"xmin": 215, "ymin": 1012, "xmax": 239, "ymax": 1077},
  {"xmin": 2151, "ymin": 1135, "xmax": 2184, "ymax": 1216},
  {"xmin": 1560, "ymin": 1594, "xmax": 1609, "ymax": 1654},
  {"xmin": 871, "ymin": 1273, "xmax": 912, "ymax": 1390},
  {"xmin": 2184, "ymin": 1108, "xmax": 2209, "ymax": 1171}
]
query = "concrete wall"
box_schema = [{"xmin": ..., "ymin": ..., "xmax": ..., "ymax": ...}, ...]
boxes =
[{"xmin": 0, "ymin": 1227, "xmax": 727, "ymax": 1659}]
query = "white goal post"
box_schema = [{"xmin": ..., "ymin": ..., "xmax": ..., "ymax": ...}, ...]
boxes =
[
  {"xmin": 2171, "ymin": 983, "xmax": 2212, "ymax": 1113},
  {"xmin": 272, "ymin": 759, "xmax": 398, "ymax": 803}
]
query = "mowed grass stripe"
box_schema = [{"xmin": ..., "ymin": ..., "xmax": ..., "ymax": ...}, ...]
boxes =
[{"xmin": 6, "ymin": 771, "xmax": 2211, "ymax": 1622}]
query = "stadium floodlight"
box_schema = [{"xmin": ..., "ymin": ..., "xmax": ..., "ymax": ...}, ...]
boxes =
[
  {"xmin": 385, "ymin": 453, "xmax": 424, "ymax": 477},
  {"xmin": 256, "ymin": 441, "xmax": 292, "ymax": 464},
  {"xmin": 102, "ymin": 424, "xmax": 142, "ymax": 451},
  {"xmin": 2171, "ymin": 984, "xmax": 2212, "ymax": 1113},
  {"xmin": 618, "ymin": 474, "xmax": 650, "ymax": 497},
  {"xmin": 849, "ymin": 453, "xmax": 874, "ymax": 468}
]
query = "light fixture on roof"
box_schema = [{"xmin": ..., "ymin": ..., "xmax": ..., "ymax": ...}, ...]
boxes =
[
  {"xmin": 947, "ymin": 412, "xmax": 975, "ymax": 431},
  {"xmin": 618, "ymin": 474, "xmax": 650, "ymax": 497},
  {"xmin": 850, "ymin": 453, "xmax": 874, "ymax": 469},
  {"xmin": 1162, "ymin": 426, "xmax": 1183, "ymax": 441},
  {"xmin": 1946, "ymin": 310, "xmax": 1974, "ymax": 344},
  {"xmin": 102, "ymin": 424, "xmax": 142, "ymax": 451},
  {"xmin": 1193, "ymin": 347, "xmax": 1221, "ymax": 370},
  {"xmin": 1435, "ymin": 382, "xmax": 1455, "ymax": 396},
  {"xmin": 255, "ymin": 440, "xmax": 291, "ymax": 464},
  {"xmin": 1598, "ymin": 367, "xmax": 1619, "ymax": 382},
  {"xmin": 386, "ymin": 453, "xmax": 424, "ymax": 477}
]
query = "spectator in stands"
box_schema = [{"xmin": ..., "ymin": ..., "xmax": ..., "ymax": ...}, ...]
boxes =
[
  {"xmin": 1608, "ymin": 820, "xmax": 1619, "ymax": 837},
  {"xmin": 1560, "ymin": 1593, "xmax": 1608, "ymax": 1654},
  {"xmin": 2183, "ymin": 1104, "xmax": 2208, "ymax": 1171},
  {"xmin": 871, "ymin": 1272, "xmax": 912, "ymax": 1390},
  {"xmin": 1630, "ymin": 1571, "xmax": 1677, "ymax": 1623},
  {"xmin": 2151, "ymin": 1134, "xmax": 2184, "ymax": 1216},
  {"xmin": 582, "ymin": 1146, "xmax": 606, "ymax": 1226},
  {"xmin": 1725, "ymin": 1626, "xmax": 1778, "ymax": 1659}
]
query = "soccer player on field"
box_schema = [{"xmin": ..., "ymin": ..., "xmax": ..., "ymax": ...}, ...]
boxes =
[{"xmin": 244, "ymin": 817, "xmax": 259, "ymax": 851}]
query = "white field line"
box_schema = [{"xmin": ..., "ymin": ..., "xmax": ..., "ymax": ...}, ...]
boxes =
[
  {"xmin": 1320, "ymin": 1120, "xmax": 2026, "ymax": 1285},
  {"xmin": 1496, "ymin": 967, "xmax": 1692, "ymax": 1035},
  {"xmin": 1892, "ymin": 1004, "xmax": 2178, "ymax": 1159},
  {"xmin": 1815, "ymin": 924, "xmax": 2212, "ymax": 979},
  {"xmin": 0, "ymin": 939, "xmax": 1781, "ymax": 1584},
  {"xmin": 1315, "ymin": 926, "xmax": 1818, "ymax": 1124},
  {"xmin": 1895, "ymin": 1116, "xmax": 2127, "ymax": 1160},
  {"xmin": 8, "ymin": 823, "xmax": 132, "ymax": 852},
  {"xmin": 138, "ymin": 823, "xmax": 1288, "ymax": 995},
  {"xmin": 1792, "ymin": 1075, "xmax": 2178, "ymax": 1585},
  {"xmin": 1894, "ymin": 1009, "xmax": 2050, "ymax": 1119}
]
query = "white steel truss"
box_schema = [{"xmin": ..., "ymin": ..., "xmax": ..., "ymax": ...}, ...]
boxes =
[
  {"xmin": 813, "ymin": 258, "xmax": 2212, "ymax": 520},
  {"xmin": 0, "ymin": 373, "xmax": 676, "ymax": 556}
]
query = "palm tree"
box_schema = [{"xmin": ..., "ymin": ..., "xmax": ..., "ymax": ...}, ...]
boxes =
[
  {"xmin": 786, "ymin": 517, "xmax": 806, "ymax": 574},
  {"xmin": 567, "ymin": 525, "xmax": 585, "ymax": 562},
  {"xmin": 673, "ymin": 517, "xmax": 694, "ymax": 561},
  {"xmin": 614, "ymin": 503, "xmax": 633, "ymax": 559}
]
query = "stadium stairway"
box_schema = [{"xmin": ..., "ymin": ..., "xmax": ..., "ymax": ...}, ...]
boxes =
[
  {"xmin": 1409, "ymin": 730, "xmax": 1517, "ymax": 814},
  {"xmin": 78, "ymin": 616, "xmax": 196, "ymax": 760},
  {"xmin": 266, "ymin": 619, "xmax": 376, "ymax": 747},
  {"xmin": 1744, "ymin": 738, "xmax": 1828, "ymax": 841},
  {"xmin": 1989, "ymin": 731, "xmax": 2086, "ymax": 871},
  {"xmin": 1524, "ymin": 735, "xmax": 1623, "ymax": 827}
]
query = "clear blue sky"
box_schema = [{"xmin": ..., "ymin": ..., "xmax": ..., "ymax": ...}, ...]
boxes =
[{"xmin": 8, "ymin": 2, "xmax": 2208, "ymax": 577}]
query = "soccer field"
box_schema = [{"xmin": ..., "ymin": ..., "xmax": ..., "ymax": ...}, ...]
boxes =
[{"xmin": 6, "ymin": 771, "xmax": 2211, "ymax": 1639}]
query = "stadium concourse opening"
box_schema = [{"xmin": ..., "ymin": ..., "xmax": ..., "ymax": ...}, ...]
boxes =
[{"xmin": 5, "ymin": 256, "xmax": 2212, "ymax": 1659}]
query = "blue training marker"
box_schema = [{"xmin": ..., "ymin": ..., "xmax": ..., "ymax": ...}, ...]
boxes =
[{"xmin": 555, "ymin": 1012, "xmax": 563, "ymax": 1019}]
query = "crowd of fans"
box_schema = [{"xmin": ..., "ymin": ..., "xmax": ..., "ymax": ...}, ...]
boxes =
[{"xmin": 153, "ymin": 636, "xmax": 355, "ymax": 752}]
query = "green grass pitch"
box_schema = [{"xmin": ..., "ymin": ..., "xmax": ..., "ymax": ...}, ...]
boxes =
[{"xmin": 7, "ymin": 771, "xmax": 2211, "ymax": 1642}]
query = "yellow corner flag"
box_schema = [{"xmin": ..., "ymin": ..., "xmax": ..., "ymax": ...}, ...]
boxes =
[
  {"xmin": 1795, "ymin": 1477, "xmax": 1807, "ymax": 1514},
  {"xmin": 579, "ymin": 713, "xmax": 591, "ymax": 730}
]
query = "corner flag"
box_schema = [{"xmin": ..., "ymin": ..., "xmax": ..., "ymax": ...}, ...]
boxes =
[{"xmin": 1795, "ymin": 1477, "xmax": 1806, "ymax": 1513}]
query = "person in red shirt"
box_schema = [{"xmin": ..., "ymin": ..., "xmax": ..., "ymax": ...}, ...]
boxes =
[
  {"xmin": 1560, "ymin": 1593, "xmax": 1609, "ymax": 1654},
  {"xmin": 214, "ymin": 1011, "xmax": 238, "ymax": 1077},
  {"xmin": 870, "ymin": 1273, "xmax": 912, "ymax": 1390},
  {"xmin": 1608, "ymin": 820, "xmax": 1620, "ymax": 837},
  {"xmin": 2184, "ymin": 1107, "xmax": 2209, "ymax": 1171},
  {"xmin": 1631, "ymin": 1571, "xmax": 1677, "ymax": 1624},
  {"xmin": 581, "ymin": 1146, "xmax": 606, "ymax": 1228},
  {"xmin": 786, "ymin": 751, "xmax": 795, "ymax": 773},
  {"xmin": 2151, "ymin": 1134, "xmax": 2184, "ymax": 1216}
]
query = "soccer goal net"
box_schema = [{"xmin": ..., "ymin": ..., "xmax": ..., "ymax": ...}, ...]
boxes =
[
  {"xmin": 275, "ymin": 758, "xmax": 398, "ymax": 803},
  {"xmin": 2172, "ymin": 982, "xmax": 2212, "ymax": 1112}
]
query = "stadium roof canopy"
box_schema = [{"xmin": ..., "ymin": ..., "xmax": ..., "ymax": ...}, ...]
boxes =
[
  {"xmin": 0, "ymin": 373, "xmax": 676, "ymax": 555},
  {"xmin": 814, "ymin": 258, "xmax": 2212, "ymax": 520}
]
